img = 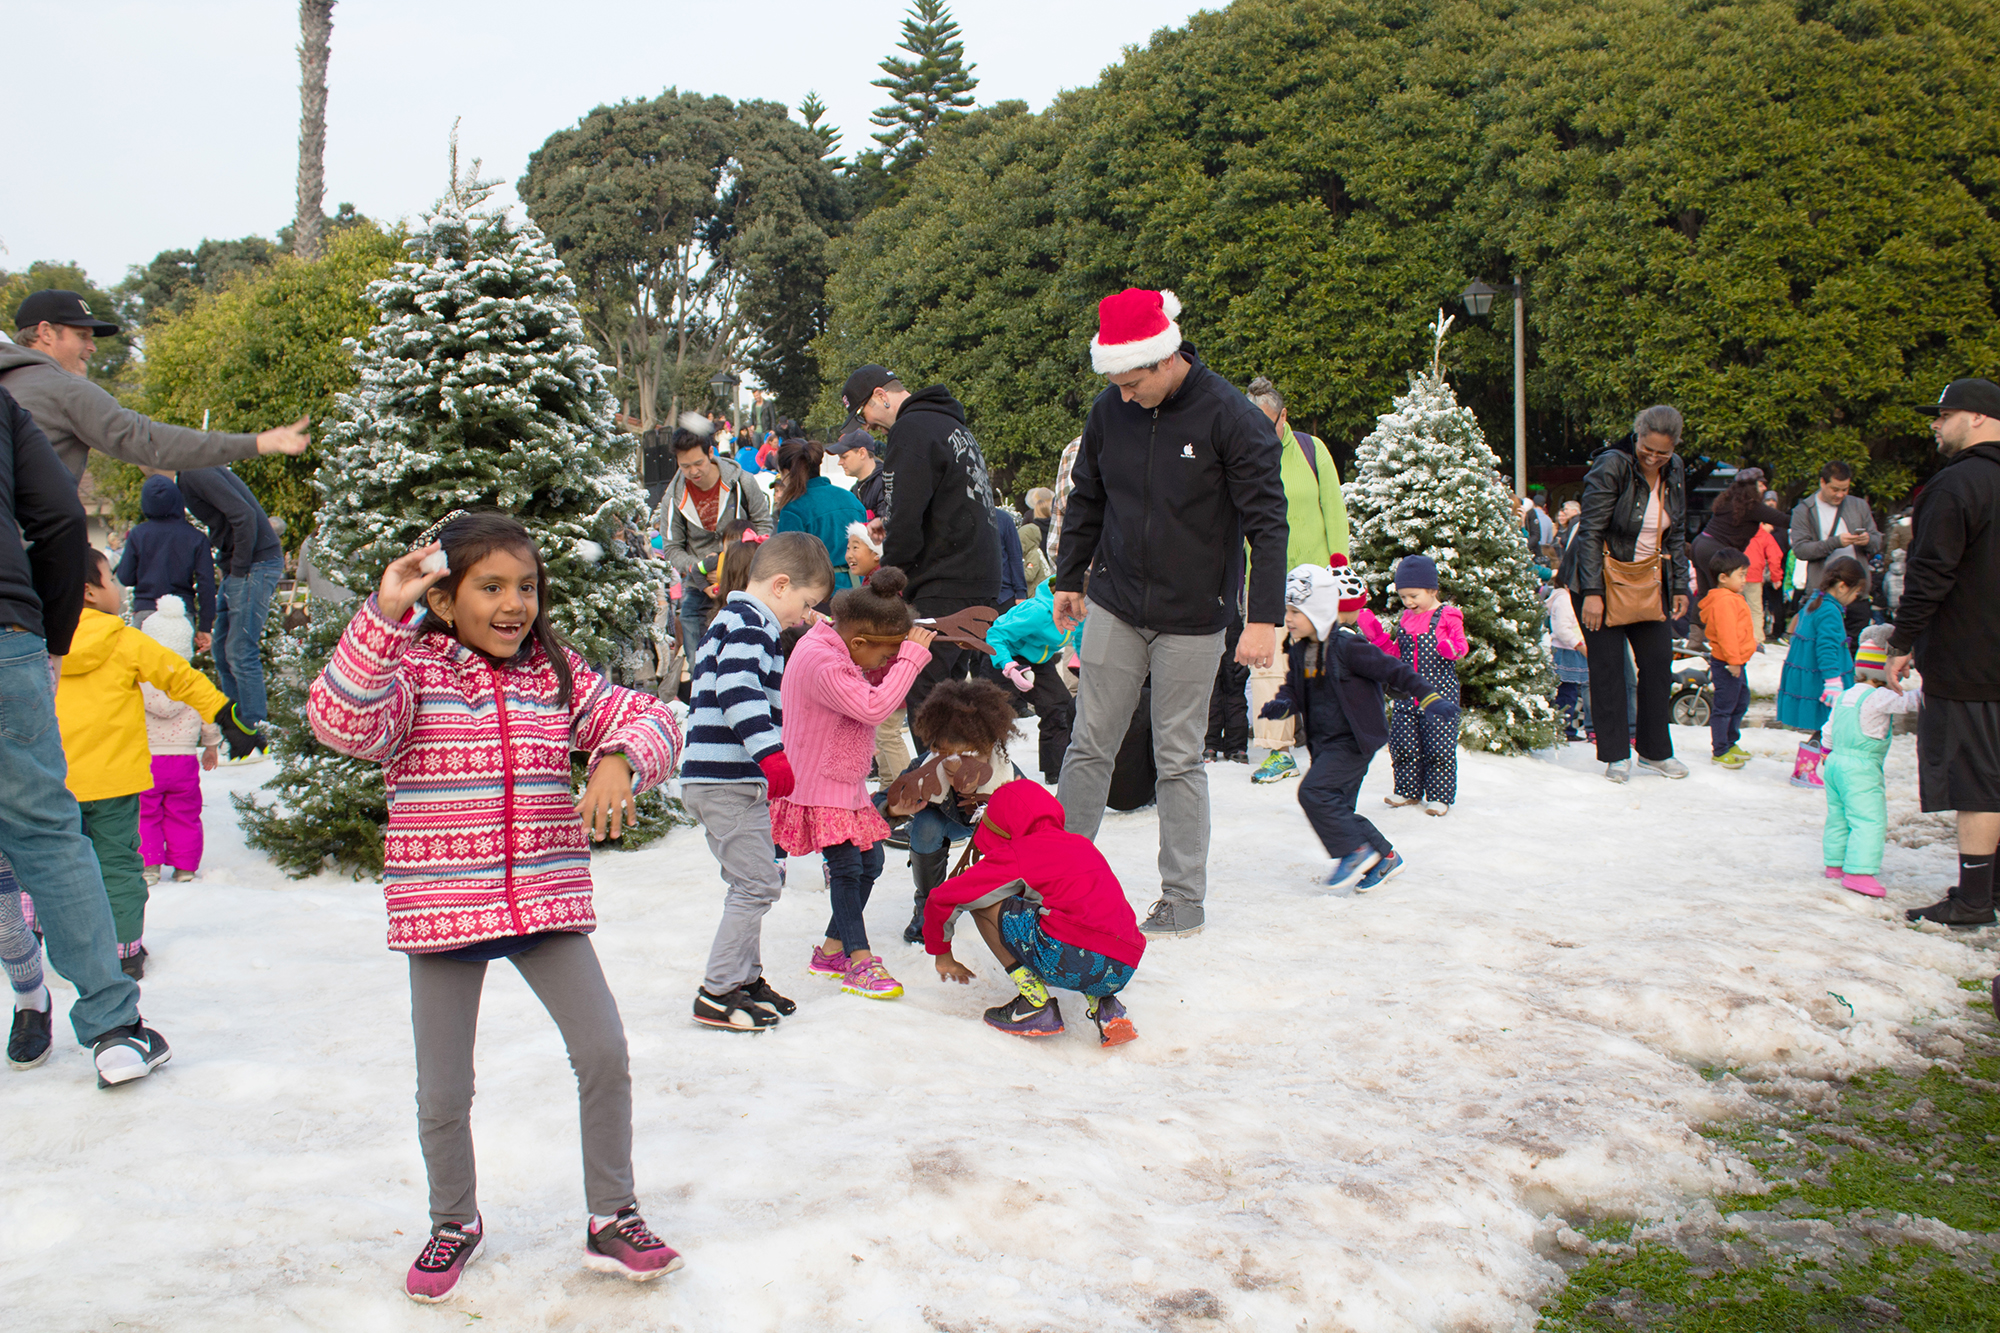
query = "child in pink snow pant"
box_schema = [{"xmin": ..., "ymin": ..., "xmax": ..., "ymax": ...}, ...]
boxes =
[{"xmin": 140, "ymin": 754, "xmax": 203, "ymax": 874}]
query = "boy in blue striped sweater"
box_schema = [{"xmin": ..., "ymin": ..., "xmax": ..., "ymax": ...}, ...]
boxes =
[{"xmin": 681, "ymin": 533, "xmax": 834, "ymax": 1031}]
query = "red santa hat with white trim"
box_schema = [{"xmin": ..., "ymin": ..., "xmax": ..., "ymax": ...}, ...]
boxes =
[{"xmin": 1091, "ymin": 287, "xmax": 1184, "ymax": 375}]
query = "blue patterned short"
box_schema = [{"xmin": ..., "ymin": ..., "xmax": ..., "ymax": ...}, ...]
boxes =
[{"xmin": 999, "ymin": 899, "xmax": 1134, "ymax": 998}]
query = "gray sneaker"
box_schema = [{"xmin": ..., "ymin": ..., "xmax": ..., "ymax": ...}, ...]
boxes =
[
  {"xmin": 1637, "ymin": 756, "xmax": 1689, "ymax": 779},
  {"xmin": 1139, "ymin": 899, "xmax": 1204, "ymax": 937},
  {"xmin": 1605, "ymin": 760, "xmax": 1631, "ymax": 784}
]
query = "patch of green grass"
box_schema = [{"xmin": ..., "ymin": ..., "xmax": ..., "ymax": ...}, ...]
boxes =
[{"xmin": 1538, "ymin": 987, "xmax": 2000, "ymax": 1332}]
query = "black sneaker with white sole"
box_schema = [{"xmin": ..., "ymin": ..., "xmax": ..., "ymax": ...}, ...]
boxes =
[
  {"xmin": 739, "ymin": 975, "xmax": 796, "ymax": 1017},
  {"xmin": 8, "ymin": 1003, "xmax": 53, "ymax": 1070},
  {"xmin": 691, "ymin": 986, "xmax": 779, "ymax": 1030},
  {"xmin": 92, "ymin": 1020, "xmax": 171, "ymax": 1088}
]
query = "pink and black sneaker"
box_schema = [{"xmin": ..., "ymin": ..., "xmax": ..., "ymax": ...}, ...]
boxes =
[
  {"xmin": 584, "ymin": 1206, "xmax": 683, "ymax": 1281},
  {"xmin": 406, "ymin": 1219, "xmax": 481, "ymax": 1303}
]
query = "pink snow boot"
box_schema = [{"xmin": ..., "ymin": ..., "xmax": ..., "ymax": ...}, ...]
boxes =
[
  {"xmin": 1840, "ymin": 873, "xmax": 1887, "ymax": 898},
  {"xmin": 1789, "ymin": 742, "xmax": 1827, "ymax": 789},
  {"xmin": 1824, "ymin": 866, "xmax": 1844, "ymax": 880}
]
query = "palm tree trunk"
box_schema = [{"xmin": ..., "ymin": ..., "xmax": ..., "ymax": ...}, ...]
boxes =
[{"xmin": 294, "ymin": 0, "xmax": 335, "ymax": 259}]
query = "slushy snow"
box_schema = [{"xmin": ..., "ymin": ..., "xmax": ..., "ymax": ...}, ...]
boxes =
[{"xmin": 5, "ymin": 700, "xmax": 1987, "ymax": 1332}]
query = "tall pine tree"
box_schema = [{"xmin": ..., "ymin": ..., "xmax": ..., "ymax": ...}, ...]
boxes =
[
  {"xmin": 869, "ymin": 0, "xmax": 978, "ymax": 172},
  {"xmin": 238, "ymin": 159, "xmax": 676, "ymax": 875},
  {"xmin": 1345, "ymin": 314, "xmax": 1557, "ymax": 754}
]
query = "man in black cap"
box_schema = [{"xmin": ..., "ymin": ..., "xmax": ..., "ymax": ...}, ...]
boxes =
[
  {"xmin": 842, "ymin": 364, "xmax": 1002, "ymax": 723},
  {"xmin": 1889, "ymin": 377, "xmax": 2000, "ymax": 928},
  {"xmin": 1, "ymin": 290, "xmax": 310, "ymax": 480},
  {"xmin": 834, "ymin": 425, "xmax": 887, "ymax": 518}
]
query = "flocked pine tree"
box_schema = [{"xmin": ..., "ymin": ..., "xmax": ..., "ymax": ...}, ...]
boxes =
[
  {"xmin": 1345, "ymin": 313, "xmax": 1558, "ymax": 754},
  {"xmin": 237, "ymin": 149, "xmax": 678, "ymax": 875}
]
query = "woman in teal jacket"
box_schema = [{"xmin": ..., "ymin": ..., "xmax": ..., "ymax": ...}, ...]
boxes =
[
  {"xmin": 1777, "ymin": 560, "xmax": 1870, "ymax": 737},
  {"xmin": 772, "ymin": 440, "xmax": 869, "ymax": 590}
]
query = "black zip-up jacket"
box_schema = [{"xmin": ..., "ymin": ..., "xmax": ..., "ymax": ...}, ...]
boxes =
[
  {"xmin": 177, "ymin": 465, "xmax": 283, "ymax": 577},
  {"xmin": 1888, "ymin": 440, "xmax": 2000, "ymax": 700},
  {"xmin": 1271, "ymin": 626, "xmax": 1431, "ymax": 755},
  {"xmin": 880, "ymin": 386, "xmax": 1002, "ymax": 604},
  {"xmin": 1570, "ymin": 440, "xmax": 1689, "ymax": 598},
  {"xmin": 0, "ymin": 387, "xmax": 89, "ymax": 655},
  {"xmin": 1055, "ymin": 342, "xmax": 1289, "ymax": 633},
  {"xmin": 117, "ymin": 474, "xmax": 217, "ymax": 630}
]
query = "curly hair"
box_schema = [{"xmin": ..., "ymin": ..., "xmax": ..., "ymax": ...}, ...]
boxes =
[
  {"xmin": 830, "ymin": 566, "xmax": 914, "ymax": 637},
  {"xmin": 912, "ymin": 678, "xmax": 1020, "ymax": 755}
]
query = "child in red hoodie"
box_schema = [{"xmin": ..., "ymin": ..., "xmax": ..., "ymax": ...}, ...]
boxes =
[{"xmin": 923, "ymin": 780, "xmax": 1145, "ymax": 1045}]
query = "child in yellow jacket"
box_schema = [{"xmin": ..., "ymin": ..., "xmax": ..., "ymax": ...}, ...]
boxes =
[{"xmin": 57, "ymin": 550, "xmax": 259, "ymax": 977}]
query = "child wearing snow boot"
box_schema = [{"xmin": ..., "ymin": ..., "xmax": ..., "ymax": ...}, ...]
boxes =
[
  {"xmin": 887, "ymin": 680, "xmax": 1028, "ymax": 943},
  {"xmin": 1698, "ymin": 550, "xmax": 1758, "ymax": 769},
  {"xmin": 1777, "ymin": 557, "xmax": 1868, "ymax": 788},
  {"xmin": 59, "ymin": 552, "xmax": 259, "ymax": 983},
  {"xmin": 986, "ymin": 580, "xmax": 1081, "ymax": 784},
  {"xmin": 1262, "ymin": 558, "xmax": 1459, "ymax": 892},
  {"xmin": 136, "ymin": 596, "xmax": 221, "ymax": 883},
  {"xmin": 774, "ymin": 567, "xmax": 934, "ymax": 1001},
  {"xmin": 1359, "ymin": 554, "xmax": 1465, "ymax": 814},
  {"xmin": 306, "ymin": 513, "xmax": 686, "ymax": 1302},
  {"xmin": 680, "ymin": 531, "xmax": 833, "ymax": 1031},
  {"xmin": 1821, "ymin": 627, "xmax": 1922, "ymax": 898},
  {"xmin": 924, "ymin": 779, "xmax": 1144, "ymax": 1044}
]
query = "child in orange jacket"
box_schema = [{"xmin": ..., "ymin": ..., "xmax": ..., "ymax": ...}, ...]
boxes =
[{"xmin": 1698, "ymin": 548, "xmax": 1759, "ymax": 769}]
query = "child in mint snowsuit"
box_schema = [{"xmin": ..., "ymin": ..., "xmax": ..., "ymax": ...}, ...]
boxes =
[
  {"xmin": 1358, "ymin": 555, "xmax": 1466, "ymax": 813},
  {"xmin": 1821, "ymin": 627, "xmax": 1922, "ymax": 899},
  {"xmin": 985, "ymin": 583, "xmax": 1080, "ymax": 784}
]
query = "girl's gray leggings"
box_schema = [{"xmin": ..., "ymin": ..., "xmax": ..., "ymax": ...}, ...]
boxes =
[{"xmin": 408, "ymin": 932, "xmax": 634, "ymax": 1227}]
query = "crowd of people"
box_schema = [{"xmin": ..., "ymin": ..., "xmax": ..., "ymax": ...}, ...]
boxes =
[{"xmin": 3, "ymin": 279, "xmax": 1995, "ymax": 1306}]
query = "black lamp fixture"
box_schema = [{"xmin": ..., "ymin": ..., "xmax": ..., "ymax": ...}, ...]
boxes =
[
  {"xmin": 1460, "ymin": 279, "xmax": 1500, "ymax": 318},
  {"xmin": 707, "ymin": 368, "xmax": 740, "ymax": 399},
  {"xmin": 1457, "ymin": 276, "xmax": 1529, "ymax": 497}
]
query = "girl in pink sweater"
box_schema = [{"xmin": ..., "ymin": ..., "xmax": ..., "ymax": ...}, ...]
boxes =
[
  {"xmin": 771, "ymin": 567, "xmax": 935, "ymax": 999},
  {"xmin": 1358, "ymin": 554, "xmax": 1467, "ymax": 814}
]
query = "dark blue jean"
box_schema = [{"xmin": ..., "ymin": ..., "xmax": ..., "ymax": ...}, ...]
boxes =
[
  {"xmin": 214, "ymin": 558, "xmax": 283, "ymax": 727},
  {"xmin": 1709, "ymin": 657, "xmax": 1751, "ymax": 757},
  {"xmin": 822, "ymin": 840, "xmax": 886, "ymax": 955},
  {"xmin": 678, "ymin": 580, "xmax": 711, "ymax": 665},
  {"xmin": 907, "ymin": 805, "xmax": 976, "ymax": 856},
  {"xmin": 0, "ymin": 628, "xmax": 140, "ymax": 1042}
]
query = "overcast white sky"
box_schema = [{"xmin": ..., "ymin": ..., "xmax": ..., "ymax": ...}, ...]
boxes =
[{"xmin": 4, "ymin": 0, "xmax": 1213, "ymax": 289}]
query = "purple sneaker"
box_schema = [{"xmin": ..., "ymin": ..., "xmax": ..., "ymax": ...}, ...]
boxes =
[
  {"xmin": 1087, "ymin": 994, "xmax": 1137, "ymax": 1047},
  {"xmin": 984, "ymin": 994, "xmax": 1064, "ymax": 1037},
  {"xmin": 406, "ymin": 1220, "xmax": 481, "ymax": 1303},
  {"xmin": 584, "ymin": 1206, "xmax": 684, "ymax": 1281}
]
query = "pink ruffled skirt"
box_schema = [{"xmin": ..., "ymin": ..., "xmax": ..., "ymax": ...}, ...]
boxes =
[{"xmin": 770, "ymin": 799, "xmax": 892, "ymax": 857}]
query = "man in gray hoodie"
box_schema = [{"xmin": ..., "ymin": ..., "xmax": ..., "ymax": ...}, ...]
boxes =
[{"xmin": 1, "ymin": 290, "xmax": 310, "ymax": 480}]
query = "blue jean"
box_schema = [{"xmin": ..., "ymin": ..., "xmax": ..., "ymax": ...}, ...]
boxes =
[
  {"xmin": 906, "ymin": 805, "xmax": 977, "ymax": 856},
  {"xmin": 677, "ymin": 581, "xmax": 711, "ymax": 666},
  {"xmin": 1709, "ymin": 657, "xmax": 1751, "ymax": 757},
  {"xmin": 822, "ymin": 840, "xmax": 886, "ymax": 955},
  {"xmin": 0, "ymin": 629, "xmax": 140, "ymax": 1042},
  {"xmin": 214, "ymin": 558, "xmax": 283, "ymax": 727}
]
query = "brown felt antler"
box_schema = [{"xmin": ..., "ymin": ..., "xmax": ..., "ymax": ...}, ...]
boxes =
[
  {"xmin": 884, "ymin": 752, "xmax": 995, "ymax": 811},
  {"xmin": 915, "ymin": 606, "xmax": 1000, "ymax": 655}
]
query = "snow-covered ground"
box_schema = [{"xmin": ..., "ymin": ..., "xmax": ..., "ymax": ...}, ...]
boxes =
[{"xmin": 6, "ymin": 706, "xmax": 1989, "ymax": 1333}]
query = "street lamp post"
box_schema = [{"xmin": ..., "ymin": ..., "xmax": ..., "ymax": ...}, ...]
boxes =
[
  {"xmin": 1460, "ymin": 276, "xmax": 1527, "ymax": 498},
  {"xmin": 707, "ymin": 368, "xmax": 740, "ymax": 427}
]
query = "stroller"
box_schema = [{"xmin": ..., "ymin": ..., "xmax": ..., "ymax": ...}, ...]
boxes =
[{"xmin": 1669, "ymin": 645, "xmax": 1715, "ymax": 727}]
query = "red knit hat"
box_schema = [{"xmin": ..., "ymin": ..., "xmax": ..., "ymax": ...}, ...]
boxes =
[
  {"xmin": 1091, "ymin": 288, "xmax": 1184, "ymax": 375},
  {"xmin": 1327, "ymin": 553, "xmax": 1368, "ymax": 613}
]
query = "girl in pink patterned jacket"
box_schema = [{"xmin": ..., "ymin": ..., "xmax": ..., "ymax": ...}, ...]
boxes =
[
  {"xmin": 307, "ymin": 512, "xmax": 685, "ymax": 1302},
  {"xmin": 770, "ymin": 566, "xmax": 934, "ymax": 1001},
  {"xmin": 1358, "ymin": 554, "xmax": 1467, "ymax": 815}
]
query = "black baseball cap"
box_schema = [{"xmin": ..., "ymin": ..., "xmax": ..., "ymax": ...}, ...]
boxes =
[
  {"xmin": 841, "ymin": 364, "xmax": 900, "ymax": 413},
  {"xmin": 834, "ymin": 426, "xmax": 877, "ymax": 455},
  {"xmin": 14, "ymin": 289, "xmax": 120, "ymax": 337},
  {"xmin": 1919, "ymin": 378, "xmax": 2000, "ymax": 418}
]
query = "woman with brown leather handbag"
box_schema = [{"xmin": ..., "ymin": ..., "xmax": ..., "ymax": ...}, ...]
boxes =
[{"xmin": 1570, "ymin": 406, "xmax": 1693, "ymax": 783}]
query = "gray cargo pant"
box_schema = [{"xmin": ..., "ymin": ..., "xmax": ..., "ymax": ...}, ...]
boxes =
[
  {"xmin": 408, "ymin": 932, "xmax": 633, "ymax": 1227},
  {"xmin": 1057, "ymin": 599, "xmax": 1225, "ymax": 907},
  {"xmin": 682, "ymin": 780, "xmax": 784, "ymax": 995}
]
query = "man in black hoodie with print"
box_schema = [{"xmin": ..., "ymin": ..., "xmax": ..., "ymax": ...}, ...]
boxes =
[
  {"xmin": 1052, "ymin": 289, "xmax": 1289, "ymax": 938},
  {"xmin": 843, "ymin": 365, "xmax": 1003, "ymax": 725},
  {"xmin": 1889, "ymin": 377, "xmax": 2000, "ymax": 930}
]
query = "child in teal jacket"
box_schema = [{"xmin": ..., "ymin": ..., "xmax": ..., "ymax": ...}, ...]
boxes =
[
  {"xmin": 1777, "ymin": 559, "xmax": 1869, "ymax": 740},
  {"xmin": 987, "ymin": 583, "xmax": 1080, "ymax": 784}
]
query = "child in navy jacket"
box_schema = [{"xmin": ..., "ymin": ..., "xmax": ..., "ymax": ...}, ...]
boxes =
[{"xmin": 1261, "ymin": 558, "xmax": 1458, "ymax": 893}]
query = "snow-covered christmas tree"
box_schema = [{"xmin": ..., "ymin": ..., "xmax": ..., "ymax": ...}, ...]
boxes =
[
  {"xmin": 1345, "ymin": 313, "xmax": 1557, "ymax": 754},
  {"xmin": 238, "ymin": 150, "xmax": 675, "ymax": 874}
]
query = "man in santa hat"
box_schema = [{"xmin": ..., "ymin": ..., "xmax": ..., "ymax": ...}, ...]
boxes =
[{"xmin": 1051, "ymin": 288, "xmax": 1289, "ymax": 937}]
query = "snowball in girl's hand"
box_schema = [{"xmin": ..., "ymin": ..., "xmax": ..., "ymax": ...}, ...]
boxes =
[{"xmin": 420, "ymin": 550, "xmax": 449, "ymax": 576}]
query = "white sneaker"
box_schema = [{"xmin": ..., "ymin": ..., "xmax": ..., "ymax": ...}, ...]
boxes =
[
  {"xmin": 1606, "ymin": 760, "xmax": 1632, "ymax": 783},
  {"xmin": 1422, "ymin": 800, "xmax": 1450, "ymax": 817},
  {"xmin": 221, "ymin": 748, "xmax": 269, "ymax": 767},
  {"xmin": 1637, "ymin": 756, "xmax": 1689, "ymax": 779}
]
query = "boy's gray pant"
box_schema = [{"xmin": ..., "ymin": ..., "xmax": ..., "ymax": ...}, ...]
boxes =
[
  {"xmin": 408, "ymin": 932, "xmax": 633, "ymax": 1228},
  {"xmin": 682, "ymin": 781, "xmax": 784, "ymax": 995},
  {"xmin": 1057, "ymin": 600, "xmax": 1225, "ymax": 907}
]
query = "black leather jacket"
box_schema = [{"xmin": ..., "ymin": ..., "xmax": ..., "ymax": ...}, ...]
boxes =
[{"xmin": 1569, "ymin": 441, "xmax": 1688, "ymax": 598}]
